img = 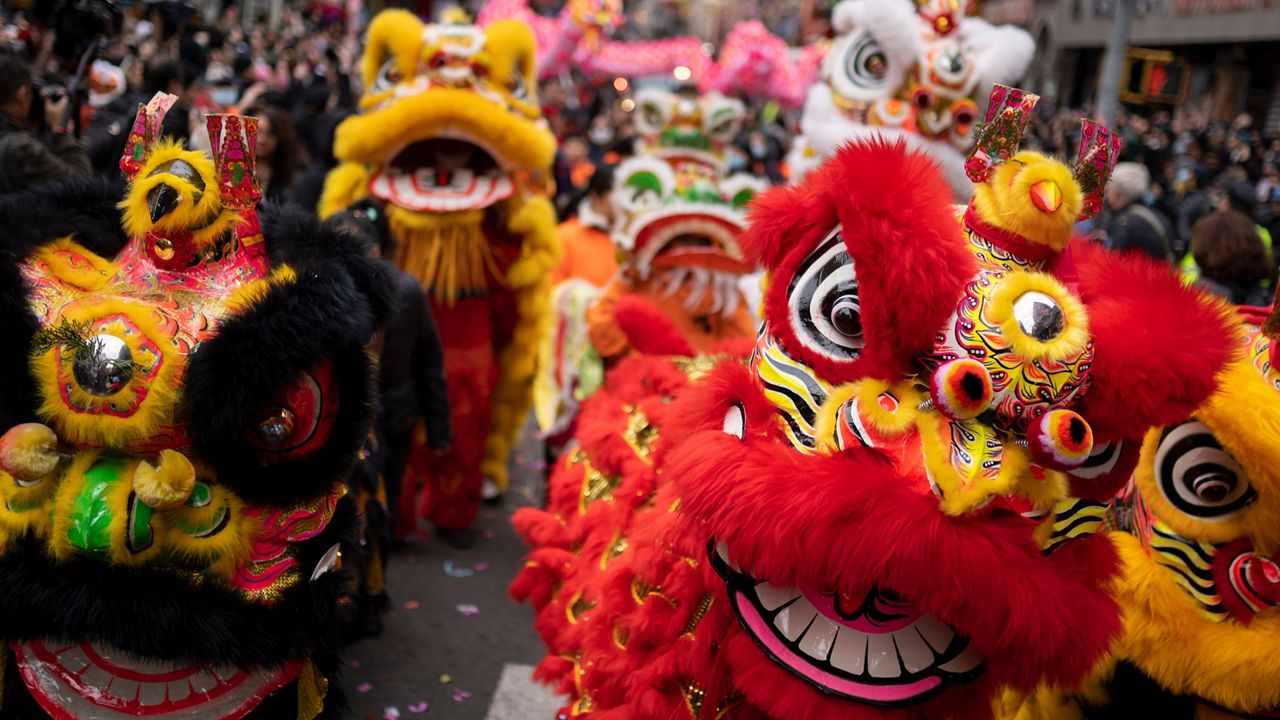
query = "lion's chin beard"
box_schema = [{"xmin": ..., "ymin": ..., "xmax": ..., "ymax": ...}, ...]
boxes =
[
  {"xmin": 655, "ymin": 266, "xmax": 743, "ymax": 318},
  {"xmin": 386, "ymin": 204, "xmax": 497, "ymax": 304}
]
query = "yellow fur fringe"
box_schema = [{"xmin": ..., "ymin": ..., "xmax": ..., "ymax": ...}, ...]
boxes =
[
  {"xmin": 118, "ymin": 140, "xmax": 241, "ymax": 246},
  {"xmin": 386, "ymin": 208, "xmax": 497, "ymax": 303},
  {"xmin": 987, "ymin": 270, "xmax": 1090, "ymax": 363},
  {"xmin": 1111, "ymin": 532, "xmax": 1280, "ymax": 713},
  {"xmin": 318, "ymin": 162, "xmax": 370, "ymax": 219},
  {"xmin": 972, "ymin": 151, "xmax": 1083, "ymax": 252},
  {"xmin": 32, "ymin": 299, "xmax": 182, "ymax": 450},
  {"xmin": 35, "ymin": 237, "xmax": 115, "ymax": 291},
  {"xmin": 481, "ymin": 194, "xmax": 561, "ymax": 488}
]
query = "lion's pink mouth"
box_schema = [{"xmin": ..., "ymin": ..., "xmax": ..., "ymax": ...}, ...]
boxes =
[
  {"xmin": 710, "ymin": 541, "xmax": 982, "ymax": 707},
  {"xmin": 12, "ymin": 639, "xmax": 298, "ymax": 719}
]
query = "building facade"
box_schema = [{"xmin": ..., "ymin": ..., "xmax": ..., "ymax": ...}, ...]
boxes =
[{"xmin": 983, "ymin": 0, "xmax": 1280, "ymax": 129}]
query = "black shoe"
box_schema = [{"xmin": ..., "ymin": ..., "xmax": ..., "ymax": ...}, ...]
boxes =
[
  {"xmin": 436, "ymin": 527, "xmax": 476, "ymax": 550},
  {"xmin": 362, "ymin": 603, "xmax": 384, "ymax": 638}
]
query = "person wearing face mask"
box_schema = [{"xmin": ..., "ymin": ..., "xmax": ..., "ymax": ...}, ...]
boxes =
[{"xmin": 587, "ymin": 115, "xmax": 615, "ymax": 165}]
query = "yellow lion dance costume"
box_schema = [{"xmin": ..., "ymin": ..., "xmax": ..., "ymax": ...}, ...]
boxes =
[
  {"xmin": 321, "ymin": 11, "xmax": 558, "ymax": 531},
  {"xmin": 1003, "ymin": 310, "xmax": 1280, "ymax": 719}
]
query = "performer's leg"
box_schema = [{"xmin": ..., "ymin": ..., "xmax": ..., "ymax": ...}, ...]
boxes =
[{"xmin": 421, "ymin": 298, "xmax": 495, "ymax": 542}]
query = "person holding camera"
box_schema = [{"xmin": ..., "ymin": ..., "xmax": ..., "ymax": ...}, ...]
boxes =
[{"xmin": 0, "ymin": 50, "xmax": 91, "ymax": 195}]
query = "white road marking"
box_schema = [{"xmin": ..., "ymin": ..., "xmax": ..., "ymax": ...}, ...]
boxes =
[{"xmin": 483, "ymin": 663, "xmax": 563, "ymax": 720}]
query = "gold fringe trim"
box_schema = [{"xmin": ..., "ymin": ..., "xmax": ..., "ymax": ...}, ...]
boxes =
[
  {"xmin": 296, "ymin": 660, "xmax": 329, "ymax": 720},
  {"xmin": 387, "ymin": 206, "xmax": 498, "ymax": 304}
]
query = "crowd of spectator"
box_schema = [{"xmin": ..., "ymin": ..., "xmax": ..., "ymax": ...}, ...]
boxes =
[
  {"xmin": 2, "ymin": 1, "xmax": 1279, "ymax": 307},
  {"xmin": 1029, "ymin": 101, "xmax": 1280, "ymax": 303}
]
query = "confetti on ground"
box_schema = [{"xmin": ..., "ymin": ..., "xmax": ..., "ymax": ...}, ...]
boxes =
[
  {"xmin": 456, "ymin": 603, "xmax": 480, "ymax": 616},
  {"xmin": 439, "ymin": 674, "xmax": 453, "ymax": 685},
  {"xmin": 383, "ymin": 707, "xmax": 400, "ymax": 720},
  {"xmin": 403, "ymin": 600, "xmax": 420, "ymax": 610},
  {"xmin": 443, "ymin": 560, "xmax": 475, "ymax": 577},
  {"xmin": 408, "ymin": 702, "xmax": 429, "ymax": 713},
  {"xmin": 451, "ymin": 689, "xmax": 471, "ymax": 702},
  {"xmin": 357, "ymin": 683, "xmax": 373, "ymax": 693},
  {"xmin": 473, "ymin": 561, "xmax": 490, "ymax": 572},
  {"xmin": 351, "ymin": 660, "xmax": 360, "ymax": 669},
  {"xmin": 407, "ymin": 555, "xmax": 417, "ymax": 564},
  {"xmin": 482, "ymin": 529, "xmax": 496, "ymax": 539}
]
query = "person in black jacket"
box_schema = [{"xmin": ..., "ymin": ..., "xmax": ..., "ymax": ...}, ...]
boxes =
[
  {"xmin": 328, "ymin": 200, "xmax": 453, "ymax": 544},
  {"xmin": 0, "ymin": 50, "xmax": 92, "ymax": 194},
  {"xmin": 1102, "ymin": 162, "xmax": 1175, "ymax": 262}
]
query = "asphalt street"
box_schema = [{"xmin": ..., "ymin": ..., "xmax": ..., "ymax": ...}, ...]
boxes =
[{"xmin": 338, "ymin": 431, "xmax": 562, "ymax": 720}]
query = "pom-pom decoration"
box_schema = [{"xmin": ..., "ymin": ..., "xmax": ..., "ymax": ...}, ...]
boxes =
[
  {"xmin": 1027, "ymin": 408, "xmax": 1094, "ymax": 471},
  {"xmin": 964, "ymin": 84, "xmax": 1039, "ymax": 183},
  {"xmin": 1072, "ymin": 120, "xmax": 1123, "ymax": 220},
  {"xmin": 927, "ymin": 357, "xmax": 993, "ymax": 420}
]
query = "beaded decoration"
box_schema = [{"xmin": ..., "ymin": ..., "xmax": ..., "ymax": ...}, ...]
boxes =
[
  {"xmin": 964, "ymin": 84, "xmax": 1040, "ymax": 183},
  {"xmin": 207, "ymin": 114, "xmax": 262, "ymax": 211},
  {"xmin": 1074, "ymin": 120, "xmax": 1124, "ymax": 219},
  {"xmin": 118, "ymin": 92, "xmax": 177, "ymax": 179}
]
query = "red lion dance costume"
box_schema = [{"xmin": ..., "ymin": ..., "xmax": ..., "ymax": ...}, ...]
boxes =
[{"xmin": 513, "ymin": 87, "xmax": 1235, "ymax": 718}]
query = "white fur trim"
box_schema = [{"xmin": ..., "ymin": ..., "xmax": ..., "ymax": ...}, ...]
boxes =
[{"xmin": 959, "ymin": 18, "xmax": 1036, "ymax": 90}]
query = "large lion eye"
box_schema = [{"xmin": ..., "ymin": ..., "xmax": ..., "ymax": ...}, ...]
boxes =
[
  {"xmin": 722, "ymin": 403, "xmax": 745, "ymax": 440},
  {"xmin": 1155, "ymin": 422, "xmax": 1255, "ymax": 520},
  {"xmin": 788, "ymin": 227, "xmax": 862, "ymax": 360},
  {"xmin": 507, "ymin": 70, "xmax": 528, "ymax": 101},
  {"xmin": 372, "ymin": 58, "xmax": 402, "ymax": 92},
  {"xmin": 843, "ymin": 33, "xmax": 889, "ymax": 90},
  {"xmin": 245, "ymin": 363, "xmax": 339, "ymax": 462}
]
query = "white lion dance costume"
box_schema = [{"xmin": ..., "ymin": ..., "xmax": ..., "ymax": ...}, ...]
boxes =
[{"xmin": 789, "ymin": 0, "xmax": 1034, "ymax": 197}]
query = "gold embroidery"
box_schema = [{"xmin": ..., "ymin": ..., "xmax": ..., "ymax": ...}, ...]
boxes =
[
  {"xmin": 623, "ymin": 405, "xmax": 660, "ymax": 463},
  {"xmin": 682, "ymin": 594, "xmax": 714, "ymax": 635},
  {"xmin": 600, "ymin": 531, "xmax": 629, "ymax": 569},
  {"xmin": 567, "ymin": 591, "xmax": 597, "ymax": 624},
  {"xmin": 578, "ymin": 458, "xmax": 621, "ymax": 514},
  {"xmin": 296, "ymin": 660, "xmax": 329, "ymax": 720}
]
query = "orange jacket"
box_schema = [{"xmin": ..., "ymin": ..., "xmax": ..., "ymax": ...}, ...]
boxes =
[
  {"xmin": 586, "ymin": 273, "xmax": 756, "ymax": 359},
  {"xmin": 551, "ymin": 218, "xmax": 619, "ymax": 288}
]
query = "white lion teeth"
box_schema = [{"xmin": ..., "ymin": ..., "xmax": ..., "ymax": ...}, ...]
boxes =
[
  {"xmin": 798, "ymin": 614, "xmax": 839, "ymax": 660},
  {"xmin": 754, "ymin": 582, "xmax": 800, "ymax": 612},
  {"xmin": 773, "ymin": 596, "xmax": 819, "ymax": 642},
  {"xmin": 715, "ymin": 541, "xmax": 743, "ymax": 573},
  {"xmin": 938, "ymin": 642, "xmax": 981, "ymax": 674},
  {"xmin": 895, "ymin": 627, "xmax": 936, "ymax": 674},
  {"xmin": 913, "ymin": 615, "xmax": 956, "ymax": 653},
  {"xmin": 107, "ymin": 677, "xmax": 140, "ymax": 702},
  {"xmin": 866, "ymin": 632, "xmax": 901, "ymax": 678},
  {"xmin": 830, "ymin": 625, "xmax": 868, "ymax": 675},
  {"xmin": 138, "ymin": 681, "xmax": 168, "ymax": 706}
]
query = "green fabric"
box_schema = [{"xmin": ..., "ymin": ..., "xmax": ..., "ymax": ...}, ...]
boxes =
[{"xmin": 67, "ymin": 457, "xmax": 127, "ymax": 558}]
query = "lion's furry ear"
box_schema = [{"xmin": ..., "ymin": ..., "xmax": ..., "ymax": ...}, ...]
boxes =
[{"xmin": 362, "ymin": 8, "xmax": 424, "ymax": 90}]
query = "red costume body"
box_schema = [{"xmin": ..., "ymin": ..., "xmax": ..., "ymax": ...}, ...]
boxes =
[{"xmin": 514, "ymin": 136, "xmax": 1233, "ymax": 719}]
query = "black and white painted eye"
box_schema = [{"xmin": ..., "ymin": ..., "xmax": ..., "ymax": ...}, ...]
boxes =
[
  {"xmin": 1070, "ymin": 439, "xmax": 1122, "ymax": 480},
  {"xmin": 372, "ymin": 58, "xmax": 402, "ymax": 92},
  {"xmin": 507, "ymin": 70, "xmax": 529, "ymax": 101},
  {"xmin": 787, "ymin": 227, "xmax": 862, "ymax": 361},
  {"xmin": 1155, "ymin": 422, "xmax": 1255, "ymax": 520},
  {"xmin": 723, "ymin": 403, "xmax": 745, "ymax": 440},
  {"xmin": 633, "ymin": 88, "xmax": 671, "ymax": 136},
  {"xmin": 843, "ymin": 32, "xmax": 889, "ymax": 91}
]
